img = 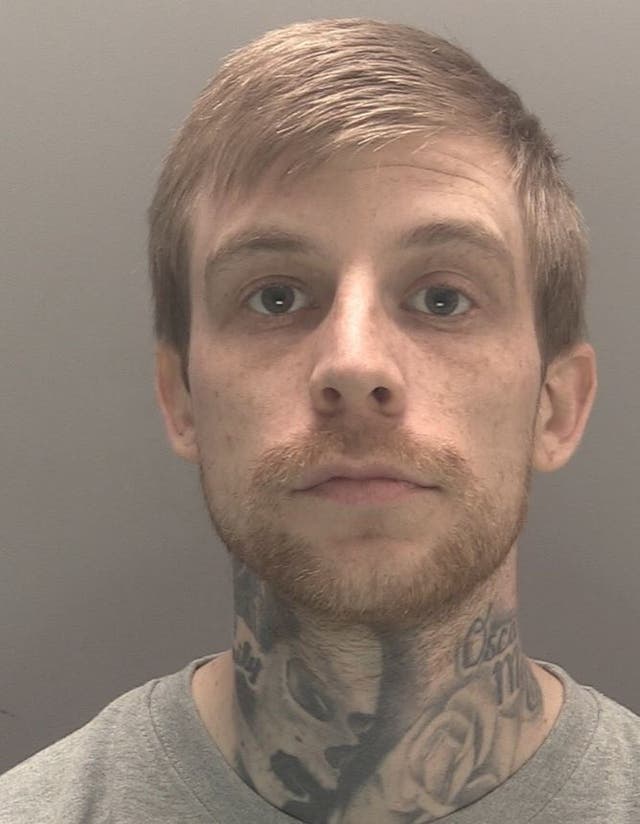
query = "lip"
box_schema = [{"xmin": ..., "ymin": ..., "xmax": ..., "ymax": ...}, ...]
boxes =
[
  {"xmin": 298, "ymin": 477, "xmax": 435, "ymax": 505},
  {"xmin": 295, "ymin": 463, "xmax": 434, "ymax": 492}
]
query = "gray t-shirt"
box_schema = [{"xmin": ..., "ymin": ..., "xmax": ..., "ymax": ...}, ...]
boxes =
[{"xmin": 1, "ymin": 654, "xmax": 638, "ymax": 823}]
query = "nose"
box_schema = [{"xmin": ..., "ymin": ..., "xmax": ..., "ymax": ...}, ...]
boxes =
[{"xmin": 308, "ymin": 272, "xmax": 407, "ymax": 421}]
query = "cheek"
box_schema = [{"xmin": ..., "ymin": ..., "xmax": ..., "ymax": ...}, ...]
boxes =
[
  {"xmin": 193, "ymin": 379, "xmax": 248, "ymax": 459},
  {"xmin": 477, "ymin": 363, "xmax": 540, "ymax": 475},
  {"xmin": 445, "ymin": 349, "xmax": 538, "ymax": 476},
  {"xmin": 190, "ymin": 342, "xmax": 282, "ymax": 481}
]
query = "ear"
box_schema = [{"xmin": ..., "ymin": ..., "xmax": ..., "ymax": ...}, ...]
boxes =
[
  {"xmin": 533, "ymin": 342, "xmax": 598, "ymax": 473},
  {"xmin": 154, "ymin": 342, "xmax": 199, "ymax": 464}
]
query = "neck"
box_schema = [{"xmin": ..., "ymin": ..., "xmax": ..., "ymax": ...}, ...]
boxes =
[{"xmin": 194, "ymin": 552, "xmax": 561, "ymax": 823}]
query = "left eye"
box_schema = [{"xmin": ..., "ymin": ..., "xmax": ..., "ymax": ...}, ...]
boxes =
[
  {"xmin": 408, "ymin": 284, "xmax": 474, "ymax": 317},
  {"xmin": 245, "ymin": 282, "xmax": 474, "ymax": 318}
]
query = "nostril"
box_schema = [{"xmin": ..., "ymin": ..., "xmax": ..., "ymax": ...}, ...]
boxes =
[
  {"xmin": 373, "ymin": 386, "xmax": 390, "ymax": 402},
  {"xmin": 322, "ymin": 387, "xmax": 340, "ymax": 402}
]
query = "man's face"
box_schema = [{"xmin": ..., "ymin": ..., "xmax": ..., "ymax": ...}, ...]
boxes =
[{"xmin": 183, "ymin": 134, "xmax": 543, "ymax": 630}]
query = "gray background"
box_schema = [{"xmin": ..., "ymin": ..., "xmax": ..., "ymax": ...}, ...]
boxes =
[{"xmin": 1, "ymin": 0, "xmax": 638, "ymax": 773}]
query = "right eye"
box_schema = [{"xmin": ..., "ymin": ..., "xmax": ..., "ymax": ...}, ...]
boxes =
[{"xmin": 245, "ymin": 282, "xmax": 310, "ymax": 316}]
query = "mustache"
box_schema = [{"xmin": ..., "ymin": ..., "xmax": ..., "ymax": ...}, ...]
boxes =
[{"xmin": 245, "ymin": 427, "xmax": 465, "ymax": 492}]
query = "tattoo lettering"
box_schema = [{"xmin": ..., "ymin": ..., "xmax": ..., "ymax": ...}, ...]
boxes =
[
  {"xmin": 460, "ymin": 603, "xmax": 518, "ymax": 671},
  {"xmin": 457, "ymin": 602, "xmax": 541, "ymax": 713},
  {"xmin": 233, "ymin": 639, "xmax": 263, "ymax": 686}
]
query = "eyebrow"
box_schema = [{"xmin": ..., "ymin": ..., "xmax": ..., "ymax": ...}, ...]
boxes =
[{"xmin": 204, "ymin": 219, "xmax": 515, "ymax": 287}]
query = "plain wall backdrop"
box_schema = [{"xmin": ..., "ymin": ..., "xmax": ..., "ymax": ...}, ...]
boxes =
[{"xmin": 1, "ymin": 0, "xmax": 638, "ymax": 773}]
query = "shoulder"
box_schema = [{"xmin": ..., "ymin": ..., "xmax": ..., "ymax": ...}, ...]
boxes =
[
  {"xmin": 0, "ymin": 679, "xmax": 156, "ymax": 824},
  {"xmin": 567, "ymin": 685, "xmax": 640, "ymax": 819},
  {"xmin": 586, "ymin": 686, "xmax": 640, "ymax": 766}
]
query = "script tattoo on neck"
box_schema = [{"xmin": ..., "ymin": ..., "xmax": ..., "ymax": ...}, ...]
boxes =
[{"xmin": 458, "ymin": 603, "xmax": 542, "ymax": 714}]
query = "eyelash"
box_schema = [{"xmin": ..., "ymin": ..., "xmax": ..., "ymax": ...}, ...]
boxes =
[{"xmin": 241, "ymin": 277, "xmax": 477, "ymax": 320}]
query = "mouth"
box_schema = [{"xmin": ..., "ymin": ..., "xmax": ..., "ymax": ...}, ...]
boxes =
[{"xmin": 296, "ymin": 477, "xmax": 437, "ymax": 505}]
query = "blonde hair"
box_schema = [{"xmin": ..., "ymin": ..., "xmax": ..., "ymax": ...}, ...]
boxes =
[{"xmin": 148, "ymin": 18, "xmax": 590, "ymax": 390}]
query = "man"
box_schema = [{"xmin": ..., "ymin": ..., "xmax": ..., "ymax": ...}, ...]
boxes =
[{"xmin": 1, "ymin": 16, "xmax": 638, "ymax": 824}]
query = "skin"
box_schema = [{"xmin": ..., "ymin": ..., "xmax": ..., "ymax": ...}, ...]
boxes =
[{"xmin": 155, "ymin": 133, "xmax": 598, "ymax": 822}]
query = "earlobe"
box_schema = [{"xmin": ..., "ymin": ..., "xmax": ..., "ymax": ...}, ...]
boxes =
[
  {"xmin": 532, "ymin": 343, "xmax": 598, "ymax": 474},
  {"xmin": 154, "ymin": 343, "xmax": 200, "ymax": 465}
]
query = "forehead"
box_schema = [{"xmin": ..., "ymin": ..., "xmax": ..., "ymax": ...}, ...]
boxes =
[{"xmin": 191, "ymin": 134, "xmax": 527, "ymax": 286}]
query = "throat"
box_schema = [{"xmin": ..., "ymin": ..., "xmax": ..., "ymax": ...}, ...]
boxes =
[{"xmin": 192, "ymin": 622, "xmax": 563, "ymax": 823}]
